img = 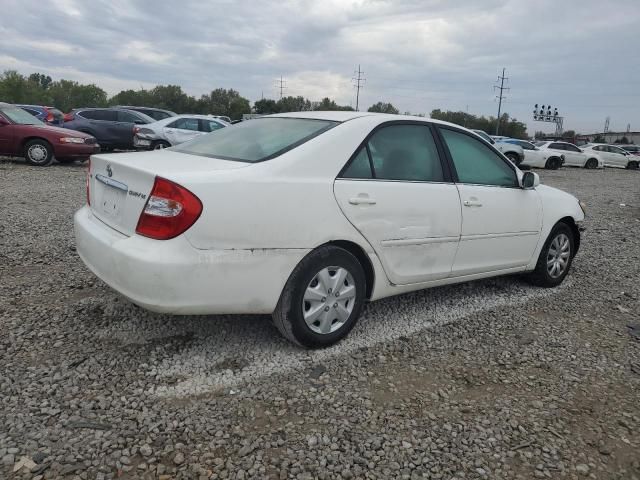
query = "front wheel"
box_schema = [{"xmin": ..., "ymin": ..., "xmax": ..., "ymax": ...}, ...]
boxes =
[
  {"xmin": 545, "ymin": 157, "xmax": 561, "ymax": 170},
  {"xmin": 24, "ymin": 139, "xmax": 53, "ymax": 166},
  {"xmin": 272, "ymin": 246, "xmax": 366, "ymax": 348},
  {"xmin": 627, "ymin": 160, "xmax": 639, "ymax": 170},
  {"xmin": 505, "ymin": 152, "xmax": 522, "ymax": 166},
  {"xmin": 526, "ymin": 223, "xmax": 574, "ymax": 287},
  {"xmin": 585, "ymin": 158, "xmax": 599, "ymax": 169}
]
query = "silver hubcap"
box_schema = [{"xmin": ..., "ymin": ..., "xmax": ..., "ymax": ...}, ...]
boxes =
[
  {"xmin": 303, "ymin": 266, "xmax": 356, "ymax": 334},
  {"xmin": 28, "ymin": 144, "xmax": 47, "ymax": 162},
  {"xmin": 547, "ymin": 233, "xmax": 570, "ymax": 278}
]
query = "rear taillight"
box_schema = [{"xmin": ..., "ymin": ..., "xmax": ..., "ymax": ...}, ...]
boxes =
[
  {"xmin": 63, "ymin": 113, "xmax": 74, "ymax": 122},
  {"xmin": 86, "ymin": 159, "xmax": 91, "ymax": 205},
  {"xmin": 135, "ymin": 177, "xmax": 202, "ymax": 240}
]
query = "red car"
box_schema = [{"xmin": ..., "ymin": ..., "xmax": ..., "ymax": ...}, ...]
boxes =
[{"xmin": 0, "ymin": 102, "xmax": 99, "ymax": 166}]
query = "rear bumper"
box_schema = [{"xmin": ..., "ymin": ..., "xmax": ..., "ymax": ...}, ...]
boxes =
[
  {"xmin": 54, "ymin": 143, "xmax": 100, "ymax": 158},
  {"xmin": 74, "ymin": 206, "xmax": 309, "ymax": 314}
]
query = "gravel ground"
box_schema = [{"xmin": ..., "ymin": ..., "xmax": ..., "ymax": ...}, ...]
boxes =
[{"xmin": 1, "ymin": 156, "xmax": 639, "ymax": 480}]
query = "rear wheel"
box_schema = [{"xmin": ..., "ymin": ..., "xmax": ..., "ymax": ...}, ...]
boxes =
[
  {"xmin": 152, "ymin": 140, "xmax": 171, "ymax": 150},
  {"xmin": 545, "ymin": 157, "xmax": 560, "ymax": 170},
  {"xmin": 24, "ymin": 139, "xmax": 53, "ymax": 166},
  {"xmin": 627, "ymin": 160, "xmax": 639, "ymax": 170},
  {"xmin": 505, "ymin": 152, "xmax": 521, "ymax": 166},
  {"xmin": 527, "ymin": 222, "xmax": 574, "ymax": 287},
  {"xmin": 272, "ymin": 246, "xmax": 366, "ymax": 348},
  {"xmin": 585, "ymin": 158, "xmax": 598, "ymax": 169}
]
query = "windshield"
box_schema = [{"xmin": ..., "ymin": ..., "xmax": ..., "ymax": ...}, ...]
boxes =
[
  {"xmin": 0, "ymin": 106, "xmax": 45, "ymax": 125},
  {"xmin": 173, "ymin": 117, "xmax": 339, "ymax": 162}
]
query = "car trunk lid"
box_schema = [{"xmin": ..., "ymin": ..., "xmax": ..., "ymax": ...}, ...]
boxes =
[{"xmin": 88, "ymin": 150, "xmax": 249, "ymax": 236}]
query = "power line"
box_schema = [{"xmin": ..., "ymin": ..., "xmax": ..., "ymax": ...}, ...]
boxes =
[
  {"xmin": 493, "ymin": 67, "xmax": 509, "ymax": 135},
  {"xmin": 275, "ymin": 76, "xmax": 286, "ymax": 99},
  {"xmin": 352, "ymin": 65, "xmax": 366, "ymax": 111}
]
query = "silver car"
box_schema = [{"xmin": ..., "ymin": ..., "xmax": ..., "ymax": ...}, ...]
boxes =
[{"xmin": 133, "ymin": 114, "xmax": 230, "ymax": 150}]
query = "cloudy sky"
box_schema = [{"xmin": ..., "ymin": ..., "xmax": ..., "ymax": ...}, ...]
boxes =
[{"xmin": 1, "ymin": 0, "xmax": 638, "ymax": 133}]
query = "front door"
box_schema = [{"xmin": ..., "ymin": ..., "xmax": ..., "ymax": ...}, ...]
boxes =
[
  {"xmin": 164, "ymin": 117, "xmax": 201, "ymax": 145},
  {"xmin": 334, "ymin": 123, "xmax": 461, "ymax": 285},
  {"xmin": 437, "ymin": 127, "xmax": 542, "ymax": 276}
]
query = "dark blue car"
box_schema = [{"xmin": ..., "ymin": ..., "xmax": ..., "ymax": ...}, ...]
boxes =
[{"xmin": 17, "ymin": 104, "xmax": 65, "ymax": 126}]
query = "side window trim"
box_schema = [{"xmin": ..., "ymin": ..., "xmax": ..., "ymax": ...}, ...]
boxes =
[
  {"xmin": 435, "ymin": 125, "xmax": 518, "ymax": 188},
  {"xmin": 337, "ymin": 120, "xmax": 451, "ymax": 183}
]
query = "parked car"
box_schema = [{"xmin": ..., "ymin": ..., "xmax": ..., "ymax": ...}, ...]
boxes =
[
  {"xmin": 211, "ymin": 115, "xmax": 232, "ymax": 123},
  {"xmin": 63, "ymin": 107, "xmax": 154, "ymax": 151},
  {"xmin": 133, "ymin": 115, "xmax": 230, "ymax": 150},
  {"xmin": 534, "ymin": 141, "xmax": 603, "ymax": 169},
  {"xmin": 113, "ymin": 106, "xmax": 176, "ymax": 121},
  {"xmin": 502, "ymin": 138, "xmax": 564, "ymax": 169},
  {"xmin": 620, "ymin": 144, "xmax": 640, "ymax": 156},
  {"xmin": 75, "ymin": 111, "xmax": 585, "ymax": 348},
  {"xmin": 16, "ymin": 104, "xmax": 65, "ymax": 126},
  {"xmin": 0, "ymin": 102, "xmax": 98, "ymax": 166},
  {"xmin": 471, "ymin": 129, "xmax": 524, "ymax": 165},
  {"xmin": 582, "ymin": 144, "xmax": 638, "ymax": 169}
]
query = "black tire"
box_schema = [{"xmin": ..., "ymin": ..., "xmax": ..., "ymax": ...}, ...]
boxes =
[
  {"xmin": 23, "ymin": 139, "xmax": 53, "ymax": 166},
  {"xmin": 100, "ymin": 146, "xmax": 114, "ymax": 152},
  {"xmin": 57, "ymin": 158, "xmax": 76, "ymax": 164},
  {"xmin": 526, "ymin": 222, "xmax": 575, "ymax": 288},
  {"xmin": 627, "ymin": 161, "xmax": 639, "ymax": 170},
  {"xmin": 152, "ymin": 140, "xmax": 171, "ymax": 150},
  {"xmin": 545, "ymin": 157, "xmax": 560, "ymax": 170},
  {"xmin": 505, "ymin": 152, "xmax": 521, "ymax": 166},
  {"xmin": 585, "ymin": 158, "xmax": 598, "ymax": 169},
  {"xmin": 272, "ymin": 246, "xmax": 366, "ymax": 348}
]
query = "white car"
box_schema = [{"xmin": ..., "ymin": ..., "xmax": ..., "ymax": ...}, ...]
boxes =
[
  {"xmin": 535, "ymin": 141, "xmax": 603, "ymax": 169},
  {"xmin": 133, "ymin": 114, "xmax": 230, "ymax": 150},
  {"xmin": 471, "ymin": 130, "xmax": 524, "ymax": 166},
  {"xmin": 582, "ymin": 144, "xmax": 639, "ymax": 169},
  {"xmin": 502, "ymin": 139, "xmax": 564, "ymax": 169},
  {"xmin": 75, "ymin": 112, "xmax": 585, "ymax": 348}
]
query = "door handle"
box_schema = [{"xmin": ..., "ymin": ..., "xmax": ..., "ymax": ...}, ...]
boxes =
[
  {"xmin": 349, "ymin": 197, "xmax": 377, "ymax": 205},
  {"xmin": 463, "ymin": 200, "xmax": 482, "ymax": 207}
]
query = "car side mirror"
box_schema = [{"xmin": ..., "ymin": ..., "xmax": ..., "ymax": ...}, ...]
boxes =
[{"xmin": 521, "ymin": 171, "xmax": 540, "ymax": 189}]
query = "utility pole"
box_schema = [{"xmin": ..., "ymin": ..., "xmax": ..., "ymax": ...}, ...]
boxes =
[
  {"xmin": 494, "ymin": 68, "xmax": 509, "ymax": 135},
  {"xmin": 275, "ymin": 76, "xmax": 286, "ymax": 99},
  {"xmin": 352, "ymin": 65, "xmax": 365, "ymax": 111}
]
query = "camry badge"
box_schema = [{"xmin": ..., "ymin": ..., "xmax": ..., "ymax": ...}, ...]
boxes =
[{"xmin": 106, "ymin": 164, "xmax": 113, "ymax": 177}]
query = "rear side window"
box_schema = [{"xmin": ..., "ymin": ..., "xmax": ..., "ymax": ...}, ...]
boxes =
[
  {"xmin": 117, "ymin": 110, "xmax": 141, "ymax": 123},
  {"xmin": 342, "ymin": 148, "xmax": 373, "ymax": 179},
  {"xmin": 201, "ymin": 119, "xmax": 225, "ymax": 133},
  {"xmin": 80, "ymin": 110, "xmax": 117, "ymax": 121},
  {"xmin": 440, "ymin": 128, "xmax": 517, "ymax": 187},
  {"xmin": 173, "ymin": 117, "xmax": 338, "ymax": 162}
]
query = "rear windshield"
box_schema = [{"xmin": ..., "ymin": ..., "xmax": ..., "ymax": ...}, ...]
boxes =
[{"xmin": 172, "ymin": 117, "xmax": 338, "ymax": 162}]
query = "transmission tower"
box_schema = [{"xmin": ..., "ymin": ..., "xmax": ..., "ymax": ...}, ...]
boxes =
[
  {"xmin": 352, "ymin": 65, "xmax": 366, "ymax": 111},
  {"xmin": 275, "ymin": 76, "xmax": 286, "ymax": 99},
  {"xmin": 604, "ymin": 116, "xmax": 610, "ymax": 133},
  {"xmin": 493, "ymin": 68, "xmax": 509, "ymax": 135}
]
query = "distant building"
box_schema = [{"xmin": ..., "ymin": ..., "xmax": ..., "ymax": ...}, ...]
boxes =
[{"xmin": 576, "ymin": 131, "xmax": 640, "ymax": 145}]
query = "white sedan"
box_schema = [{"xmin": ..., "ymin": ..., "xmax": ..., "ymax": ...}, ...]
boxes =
[
  {"xmin": 582, "ymin": 144, "xmax": 639, "ymax": 169},
  {"xmin": 133, "ymin": 114, "xmax": 230, "ymax": 150},
  {"xmin": 535, "ymin": 141, "xmax": 603, "ymax": 169},
  {"xmin": 502, "ymin": 139, "xmax": 564, "ymax": 169},
  {"xmin": 75, "ymin": 112, "xmax": 585, "ymax": 348}
]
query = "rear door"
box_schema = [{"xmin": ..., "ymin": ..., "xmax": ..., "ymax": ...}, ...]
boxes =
[
  {"xmin": 437, "ymin": 126, "xmax": 542, "ymax": 276},
  {"xmin": 79, "ymin": 109, "xmax": 119, "ymax": 145},
  {"xmin": 561, "ymin": 143, "xmax": 586, "ymax": 166},
  {"xmin": 606, "ymin": 145, "xmax": 629, "ymax": 167},
  {"xmin": 0, "ymin": 112, "xmax": 13, "ymax": 154},
  {"xmin": 334, "ymin": 122, "xmax": 461, "ymax": 285}
]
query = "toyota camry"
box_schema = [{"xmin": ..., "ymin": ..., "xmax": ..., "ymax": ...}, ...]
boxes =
[{"xmin": 74, "ymin": 111, "xmax": 585, "ymax": 348}]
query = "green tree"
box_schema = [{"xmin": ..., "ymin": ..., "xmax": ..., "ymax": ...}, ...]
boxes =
[
  {"xmin": 592, "ymin": 134, "xmax": 606, "ymax": 143},
  {"xmin": 614, "ymin": 136, "xmax": 630, "ymax": 144},
  {"xmin": 368, "ymin": 102, "xmax": 399, "ymax": 114},
  {"xmin": 276, "ymin": 96, "xmax": 312, "ymax": 113},
  {"xmin": 28, "ymin": 73, "xmax": 52, "ymax": 90},
  {"xmin": 0, "ymin": 70, "xmax": 47, "ymax": 104},
  {"xmin": 199, "ymin": 88, "xmax": 251, "ymax": 120},
  {"xmin": 47, "ymin": 79, "xmax": 107, "ymax": 112},
  {"xmin": 430, "ymin": 109, "xmax": 528, "ymax": 139},
  {"xmin": 253, "ymin": 98, "xmax": 279, "ymax": 114}
]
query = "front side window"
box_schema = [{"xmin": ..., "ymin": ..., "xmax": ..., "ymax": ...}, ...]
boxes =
[
  {"xmin": 440, "ymin": 128, "xmax": 517, "ymax": 187},
  {"xmin": 173, "ymin": 117, "xmax": 338, "ymax": 162},
  {"xmin": 117, "ymin": 110, "xmax": 141, "ymax": 123},
  {"xmin": 564, "ymin": 144, "xmax": 581, "ymax": 153},
  {"xmin": 81, "ymin": 110, "xmax": 116, "ymax": 121},
  {"xmin": 549, "ymin": 143, "xmax": 565, "ymax": 150}
]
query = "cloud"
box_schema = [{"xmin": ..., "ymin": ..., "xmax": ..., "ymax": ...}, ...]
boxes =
[{"xmin": 1, "ymin": 0, "xmax": 639, "ymax": 132}]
